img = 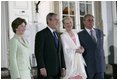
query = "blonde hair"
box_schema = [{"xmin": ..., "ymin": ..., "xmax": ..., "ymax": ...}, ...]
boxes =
[{"xmin": 62, "ymin": 17, "xmax": 73, "ymax": 24}]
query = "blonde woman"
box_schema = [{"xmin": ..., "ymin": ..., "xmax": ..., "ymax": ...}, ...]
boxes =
[{"xmin": 61, "ymin": 17, "xmax": 87, "ymax": 79}]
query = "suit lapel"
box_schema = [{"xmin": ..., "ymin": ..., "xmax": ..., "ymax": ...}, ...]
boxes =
[
  {"xmin": 46, "ymin": 27, "xmax": 58, "ymax": 48},
  {"xmin": 95, "ymin": 29, "xmax": 100, "ymax": 45},
  {"xmin": 84, "ymin": 29, "xmax": 97, "ymax": 44},
  {"xmin": 84, "ymin": 29, "xmax": 92, "ymax": 40},
  {"xmin": 46, "ymin": 27, "xmax": 55, "ymax": 42}
]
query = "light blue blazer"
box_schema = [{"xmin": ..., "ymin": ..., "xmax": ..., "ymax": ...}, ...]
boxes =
[{"xmin": 9, "ymin": 35, "xmax": 31, "ymax": 79}]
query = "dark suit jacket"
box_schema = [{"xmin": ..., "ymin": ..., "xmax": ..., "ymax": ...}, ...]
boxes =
[
  {"xmin": 78, "ymin": 28, "xmax": 106, "ymax": 74},
  {"xmin": 35, "ymin": 27, "xmax": 66, "ymax": 77}
]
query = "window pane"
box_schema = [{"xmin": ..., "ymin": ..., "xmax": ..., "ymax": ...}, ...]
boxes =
[
  {"xmin": 71, "ymin": 16, "xmax": 75, "ymax": 29},
  {"xmin": 86, "ymin": 4, "xmax": 92, "ymax": 14},
  {"xmin": 69, "ymin": 2, "xmax": 75, "ymax": 15},
  {"xmin": 80, "ymin": 1, "xmax": 85, "ymax": 3},
  {"xmin": 80, "ymin": 17, "xmax": 84, "ymax": 29},
  {"xmin": 86, "ymin": 1, "xmax": 92, "ymax": 3},
  {"xmin": 62, "ymin": 1, "xmax": 68, "ymax": 14},
  {"xmin": 80, "ymin": 3, "xmax": 85, "ymax": 15}
]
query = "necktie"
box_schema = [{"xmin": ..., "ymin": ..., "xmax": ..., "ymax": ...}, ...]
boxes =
[
  {"xmin": 53, "ymin": 31, "xmax": 58, "ymax": 48},
  {"xmin": 90, "ymin": 29, "xmax": 96, "ymax": 43}
]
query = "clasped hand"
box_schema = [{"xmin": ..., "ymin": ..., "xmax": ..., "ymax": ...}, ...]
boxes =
[{"xmin": 76, "ymin": 46, "xmax": 85, "ymax": 54}]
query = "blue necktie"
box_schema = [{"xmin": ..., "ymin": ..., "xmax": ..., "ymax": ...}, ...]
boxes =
[
  {"xmin": 90, "ymin": 30, "xmax": 96, "ymax": 43},
  {"xmin": 53, "ymin": 31, "xmax": 58, "ymax": 48}
]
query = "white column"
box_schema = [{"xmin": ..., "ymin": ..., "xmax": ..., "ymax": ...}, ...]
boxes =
[
  {"xmin": 101, "ymin": 1, "xmax": 109, "ymax": 64},
  {"xmin": 112, "ymin": 1, "xmax": 117, "ymax": 64},
  {"xmin": 1, "ymin": 1, "xmax": 9, "ymax": 68},
  {"xmin": 101, "ymin": 1, "xmax": 114, "ymax": 64}
]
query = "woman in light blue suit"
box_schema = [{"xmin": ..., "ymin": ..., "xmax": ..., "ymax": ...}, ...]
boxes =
[{"xmin": 9, "ymin": 17, "xmax": 31, "ymax": 79}]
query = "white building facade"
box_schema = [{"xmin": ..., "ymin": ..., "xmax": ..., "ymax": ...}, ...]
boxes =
[{"xmin": 1, "ymin": 1, "xmax": 117, "ymax": 68}]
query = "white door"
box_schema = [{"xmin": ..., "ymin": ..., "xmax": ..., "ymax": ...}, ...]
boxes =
[{"xmin": 8, "ymin": 1, "xmax": 33, "ymax": 39}]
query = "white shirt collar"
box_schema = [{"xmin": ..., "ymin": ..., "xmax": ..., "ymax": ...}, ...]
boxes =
[
  {"xmin": 85, "ymin": 27, "xmax": 95, "ymax": 35},
  {"xmin": 47, "ymin": 26, "xmax": 56, "ymax": 33}
]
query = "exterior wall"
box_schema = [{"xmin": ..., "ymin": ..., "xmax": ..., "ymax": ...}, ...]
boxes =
[
  {"xmin": 1, "ymin": 1, "xmax": 54, "ymax": 67},
  {"xmin": 101, "ymin": 1, "xmax": 117, "ymax": 64},
  {"xmin": 1, "ymin": 1, "xmax": 117, "ymax": 67}
]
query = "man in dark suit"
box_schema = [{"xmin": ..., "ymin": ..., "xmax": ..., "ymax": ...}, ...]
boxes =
[
  {"xmin": 78, "ymin": 14, "xmax": 106, "ymax": 79},
  {"xmin": 35, "ymin": 13, "xmax": 66, "ymax": 79}
]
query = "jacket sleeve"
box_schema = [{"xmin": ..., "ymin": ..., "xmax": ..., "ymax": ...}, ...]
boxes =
[
  {"xmin": 60, "ymin": 42, "xmax": 66, "ymax": 69},
  {"xmin": 35, "ymin": 32, "xmax": 45, "ymax": 69},
  {"xmin": 9, "ymin": 39, "xmax": 20, "ymax": 78}
]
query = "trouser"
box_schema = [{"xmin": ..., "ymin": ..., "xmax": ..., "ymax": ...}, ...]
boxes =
[
  {"xmin": 37, "ymin": 69, "xmax": 61, "ymax": 79},
  {"xmin": 87, "ymin": 72, "xmax": 104, "ymax": 79}
]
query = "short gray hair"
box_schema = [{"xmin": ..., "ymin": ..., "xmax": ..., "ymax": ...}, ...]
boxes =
[
  {"xmin": 46, "ymin": 13, "xmax": 57, "ymax": 24},
  {"xmin": 83, "ymin": 14, "xmax": 94, "ymax": 21}
]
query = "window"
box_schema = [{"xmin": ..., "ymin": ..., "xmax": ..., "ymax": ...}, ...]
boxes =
[
  {"xmin": 59, "ymin": 1, "xmax": 94, "ymax": 32},
  {"xmin": 62, "ymin": 1, "xmax": 76, "ymax": 29},
  {"xmin": 79, "ymin": 1, "xmax": 94, "ymax": 29}
]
